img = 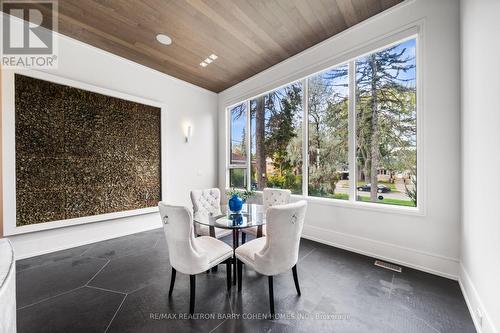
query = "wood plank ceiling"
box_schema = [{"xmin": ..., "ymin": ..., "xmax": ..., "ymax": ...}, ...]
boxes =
[{"xmin": 4, "ymin": 0, "xmax": 402, "ymax": 92}]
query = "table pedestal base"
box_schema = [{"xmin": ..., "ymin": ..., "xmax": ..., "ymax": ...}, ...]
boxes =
[{"xmin": 232, "ymin": 229, "xmax": 239, "ymax": 285}]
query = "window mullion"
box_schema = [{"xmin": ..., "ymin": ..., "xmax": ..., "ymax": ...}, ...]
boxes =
[
  {"xmin": 348, "ymin": 61, "xmax": 356, "ymax": 202},
  {"xmin": 302, "ymin": 78, "xmax": 308, "ymax": 197},
  {"xmin": 226, "ymin": 107, "xmax": 231, "ymax": 189},
  {"xmin": 245, "ymin": 100, "xmax": 251, "ymax": 190}
]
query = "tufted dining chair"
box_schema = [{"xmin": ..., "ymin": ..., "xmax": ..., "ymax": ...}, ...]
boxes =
[
  {"xmin": 190, "ymin": 188, "xmax": 232, "ymax": 239},
  {"xmin": 158, "ymin": 202, "xmax": 233, "ymax": 314},
  {"xmin": 241, "ymin": 188, "xmax": 291, "ymax": 243},
  {"xmin": 235, "ymin": 200, "xmax": 307, "ymax": 317}
]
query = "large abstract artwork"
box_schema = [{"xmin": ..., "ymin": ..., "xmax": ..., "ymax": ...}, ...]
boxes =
[{"xmin": 15, "ymin": 74, "xmax": 161, "ymax": 226}]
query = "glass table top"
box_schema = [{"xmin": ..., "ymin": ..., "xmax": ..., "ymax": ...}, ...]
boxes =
[{"xmin": 194, "ymin": 204, "xmax": 266, "ymax": 230}]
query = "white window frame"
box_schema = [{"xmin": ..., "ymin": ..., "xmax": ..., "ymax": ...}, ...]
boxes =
[
  {"xmin": 227, "ymin": 101, "xmax": 249, "ymax": 190},
  {"xmin": 225, "ymin": 30, "xmax": 423, "ymax": 216}
]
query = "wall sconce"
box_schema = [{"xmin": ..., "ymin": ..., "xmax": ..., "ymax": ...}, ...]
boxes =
[{"xmin": 185, "ymin": 125, "xmax": 192, "ymax": 143}]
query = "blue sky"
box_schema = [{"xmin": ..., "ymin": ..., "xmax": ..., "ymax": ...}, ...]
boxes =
[
  {"xmin": 230, "ymin": 103, "xmax": 246, "ymax": 148},
  {"xmin": 230, "ymin": 38, "xmax": 416, "ymax": 149},
  {"xmin": 356, "ymin": 39, "xmax": 416, "ymax": 87}
]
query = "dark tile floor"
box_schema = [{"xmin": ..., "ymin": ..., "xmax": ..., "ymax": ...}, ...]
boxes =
[{"xmin": 16, "ymin": 228, "xmax": 475, "ymax": 333}]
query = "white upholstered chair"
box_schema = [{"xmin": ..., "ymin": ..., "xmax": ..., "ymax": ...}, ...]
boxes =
[
  {"xmin": 158, "ymin": 202, "xmax": 233, "ymax": 314},
  {"xmin": 190, "ymin": 188, "xmax": 232, "ymax": 239},
  {"xmin": 241, "ymin": 188, "xmax": 291, "ymax": 243},
  {"xmin": 0, "ymin": 239, "xmax": 16, "ymax": 333},
  {"xmin": 236, "ymin": 200, "xmax": 307, "ymax": 317}
]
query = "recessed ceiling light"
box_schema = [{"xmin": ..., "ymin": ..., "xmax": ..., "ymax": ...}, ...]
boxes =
[
  {"xmin": 156, "ymin": 34, "xmax": 172, "ymax": 45},
  {"xmin": 200, "ymin": 53, "xmax": 218, "ymax": 68}
]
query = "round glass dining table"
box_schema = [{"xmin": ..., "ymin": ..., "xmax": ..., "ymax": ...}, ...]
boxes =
[{"xmin": 193, "ymin": 204, "xmax": 266, "ymax": 284}]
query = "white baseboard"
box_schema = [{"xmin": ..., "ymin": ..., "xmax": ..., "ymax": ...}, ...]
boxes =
[
  {"xmin": 459, "ymin": 264, "xmax": 498, "ymax": 333},
  {"xmin": 8, "ymin": 214, "xmax": 162, "ymax": 260},
  {"xmin": 301, "ymin": 224, "xmax": 459, "ymax": 280},
  {"xmin": 13, "ymin": 225, "xmax": 161, "ymax": 260}
]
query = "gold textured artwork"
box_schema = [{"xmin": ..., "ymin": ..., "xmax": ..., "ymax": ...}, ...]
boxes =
[{"xmin": 15, "ymin": 74, "xmax": 161, "ymax": 226}]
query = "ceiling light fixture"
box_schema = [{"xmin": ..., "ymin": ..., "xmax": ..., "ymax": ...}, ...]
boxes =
[
  {"xmin": 199, "ymin": 53, "xmax": 218, "ymax": 68},
  {"xmin": 156, "ymin": 34, "xmax": 172, "ymax": 45}
]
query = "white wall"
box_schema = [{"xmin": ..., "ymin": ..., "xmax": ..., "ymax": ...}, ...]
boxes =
[
  {"xmin": 1, "ymin": 15, "xmax": 219, "ymax": 258},
  {"xmin": 218, "ymin": 0, "xmax": 461, "ymax": 279},
  {"xmin": 460, "ymin": 0, "xmax": 500, "ymax": 332}
]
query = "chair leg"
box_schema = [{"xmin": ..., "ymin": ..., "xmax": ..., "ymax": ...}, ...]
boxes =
[
  {"xmin": 268, "ymin": 276, "xmax": 275, "ymax": 318},
  {"xmin": 168, "ymin": 268, "xmax": 176, "ymax": 297},
  {"xmin": 226, "ymin": 260, "xmax": 231, "ymax": 292},
  {"xmin": 292, "ymin": 264, "xmax": 301, "ymax": 296},
  {"xmin": 237, "ymin": 259, "xmax": 243, "ymax": 292},
  {"xmin": 189, "ymin": 275, "xmax": 196, "ymax": 314},
  {"xmin": 241, "ymin": 232, "xmax": 246, "ymax": 244}
]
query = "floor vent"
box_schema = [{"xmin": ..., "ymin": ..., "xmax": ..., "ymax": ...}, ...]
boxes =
[{"xmin": 374, "ymin": 260, "xmax": 402, "ymax": 273}]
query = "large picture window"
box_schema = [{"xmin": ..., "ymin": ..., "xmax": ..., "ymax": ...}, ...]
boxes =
[
  {"xmin": 308, "ymin": 65, "xmax": 349, "ymax": 200},
  {"xmin": 228, "ymin": 102, "xmax": 247, "ymax": 188},
  {"xmin": 250, "ymin": 82, "xmax": 303, "ymax": 194},
  {"xmin": 230, "ymin": 102, "xmax": 247, "ymax": 165},
  {"xmin": 227, "ymin": 37, "xmax": 418, "ymax": 209},
  {"xmin": 355, "ymin": 39, "xmax": 416, "ymax": 207}
]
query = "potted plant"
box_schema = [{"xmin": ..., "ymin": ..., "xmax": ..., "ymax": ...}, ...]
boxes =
[{"xmin": 226, "ymin": 188, "xmax": 255, "ymax": 214}]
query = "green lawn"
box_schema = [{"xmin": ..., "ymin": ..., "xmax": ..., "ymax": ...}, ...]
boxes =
[
  {"xmin": 309, "ymin": 192, "xmax": 349, "ymax": 200},
  {"xmin": 357, "ymin": 195, "xmax": 416, "ymax": 207},
  {"xmin": 331, "ymin": 193, "xmax": 349, "ymax": 200},
  {"xmin": 312, "ymin": 192, "xmax": 416, "ymax": 207}
]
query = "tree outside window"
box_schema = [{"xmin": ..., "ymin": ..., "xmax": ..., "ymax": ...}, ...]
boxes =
[
  {"xmin": 355, "ymin": 39, "xmax": 417, "ymax": 207},
  {"xmin": 230, "ymin": 103, "xmax": 247, "ymax": 165},
  {"xmin": 228, "ymin": 38, "xmax": 418, "ymax": 208},
  {"xmin": 308, "ymin": 65, "xmax": 349, "ymax": 200},
  {"xmin": 250, "ymin": 82, "xmax": 303, "ymax": 194},
  {"xmin": 229, "ymin": 103, "xmax": 247, "ymax": 189}
]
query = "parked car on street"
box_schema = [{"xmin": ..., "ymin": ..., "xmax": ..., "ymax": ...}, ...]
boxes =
[{"xmin": 357, "ymin": 184, "xmax": 391, "ymax": 193}]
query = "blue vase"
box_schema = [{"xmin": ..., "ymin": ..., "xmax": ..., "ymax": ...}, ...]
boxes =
[{"xmin": 228, "ymin": 194, "xmax": 243, "ymax": 213}]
